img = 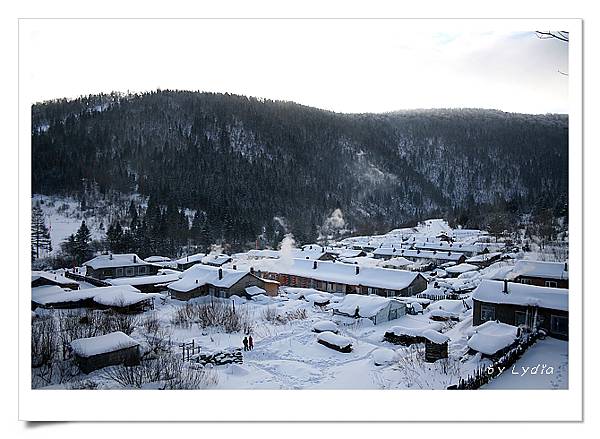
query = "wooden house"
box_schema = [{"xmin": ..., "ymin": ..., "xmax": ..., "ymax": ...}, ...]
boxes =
[
  {"xmin": 472, "ymin": 279, "xmax": 568, "ymax": 340},
  {"xmin": 167, "ymin": 265, "xmax": 269, "ymax": 301},
  {"xmin": 83, "ymin": 254, "xmax": 159, "ymax": 281},
  {"xmin": 511, "ymin": 260, "xmax": 569, "ymax": 289},
  {"xmin": 259, "ymin": 258, "xmax": 427, "ymax": 298},
  {"xmin": 175, "ymin": 253, "xmax": 206, "ymax": 271},
  {"xmin": 71, "ymin": 332, "xmax": 140, "ymax": 374}
]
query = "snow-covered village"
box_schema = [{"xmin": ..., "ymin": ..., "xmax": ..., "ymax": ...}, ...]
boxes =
[
  {"xmin": 26, "ymin": 27, "xmax": 572, "ymax": 395},
  {"xmin": 31, "ymin": 195, "xmax": 569, "ymax": 390}
]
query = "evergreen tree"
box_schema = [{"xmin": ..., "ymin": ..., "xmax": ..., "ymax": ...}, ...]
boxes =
[
  {"xmin": 31, "ymin": 204, "xmax": 52, "ymax": 261},
  {"xmin": 66, "ymin": 220, "xmax": 93, "ymax": 264},
  {"xmin": 106, "ymin": 221, "xmax": 124, "ymax": 253}
]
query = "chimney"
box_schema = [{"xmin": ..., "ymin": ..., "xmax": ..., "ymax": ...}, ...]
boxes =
[
  {"xmin": 313, "ymin": 261, "xmax": 318, "ymax": 270},
  {"xmin": 109, "ymin": 253, "xmax": 113, "ymax": 260},
  {"xmin": 250, "ymin": 267, "xmax": 255, "ymax": 274},
  {"xmin": 355, "ymin": 266, "xmax": 360, "ymax": 275},
  {"xmin": 564, "ymin": 262, "xmax": 568, "ymax": 272},
  {"xmin": 133, "ymin": 255, "xmax": 137, "ymax": 263},
  {"xmin": 503, "ymin": 279, "xmax": 508, "ymax": 294},
  {"xmin": 218, "ymin": 268, "xmax": 223, "ymax": 280},
  {"xmin": 195, "ymin": 279, "xmax": 198, "ymax": 284},
  {"xmin": 187, "ymin": 256, "xmax": 189, "ymax": 262},
  {"xmin": 233, "ymin": 265, "xmax": 237, "ymax": 270}
]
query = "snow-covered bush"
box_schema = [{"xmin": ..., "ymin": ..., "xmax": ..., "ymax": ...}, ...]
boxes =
[
  {"xmin": 141, "ymin": 312, "xmax": 172, "ymax": 357},
  {"xmin": 101, "ymin": 354, "xmax": 218, "ymax": 389},
  {"xmin": 170, "ymin": 301, "xmax": 252, "ymax": 333},
  {"xmin": 261, "ymin": 307, "xmax": 307, "ymax": 325}
]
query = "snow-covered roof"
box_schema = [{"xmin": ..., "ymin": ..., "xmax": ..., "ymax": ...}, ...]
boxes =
[
  {"xmin": 31, "ymin": 271, "xmax": 77, "ymax": 286},
  {"xmin": 414, "ymin": 242, "xmax": 481, "ymax": 254},
  {"xmin": 106, "ymin": 272, "xmax": 180, "ymax": 287},
  {"xmin": 283, "ymin": 287, "xmax": 324, "ymax": 300},
  {"xmin": 331, "ymin": 249, "xmax": 365, "ymax": 258},
  {"xmin": 339, "ymin": 256, "xmax": 382, "ymax": 267},
  {"xmin": 144, "ymin": 256, "xmax": 172, "ymax": 263},
  {"xmin": 513, "ymin": 260, "xmax": 568, "ymax": 280},
  {"xmin": 465, "ymin": 252, "xmax": 503, "ymax": 263},
  {"xmin": 481, "ymin": 262, "xmax": 517, "ymax": 281},
  {"xmin": 31, "ymin": 285, "xmax": 72, "ymax": 305},
  {"xmin": 83, "ymin": 253, "xmax": 152, "ymax": 269},
  {"xmin": 32, "ymin": 284, "xmax": 144, "ymax": 306},
  {"xmin": 472, "ymin": 279, "xmax": 568, "ymax": 311},
  {"xmin": 71, "ymin": 331, "xmax": 139, "ymax": 358},
  {"xmin": 421, "ymin": 329, "xmax": 450, "ymax": 344},
  {"xmin": 379, "ymin": 257, "xmax": 413, "ymax": 268},
  {"xmin": 445, "ymin": 263, "xmax": 479, "ymax": 274},
  {"xmin": 373, "ymin": 247, "xmax": 465, "ymax": 261},
  {"xmin": 316, "ymin": 331, "xmax": 352, "ymax": 348},
  {"xmin": 330, "ymin": 294, "xmax": 398, "ymax": 318},
  {"xmin": 247, "ymin": 249, "xmax": 281, "ymax": 259},
  {"xmin": 313, "ymin": 320, "xmax": 339, "ymax": 333},
  {"xmin": 201, "ymin": 254, "xmax": 233, "ymax": 266},
  {"xmin": 91, "ymin": 288, "xmax": 159, "ymax": 307},
  {"xmin": 428, "ymin": 299, "xmax": 471, "ymax": 314},
  {"xmin": 175, "ymin": 253, "xmax": 206, "ymax": 265},
  {"xmin": 467, "ymin": 321, "xmax": 519, "ymax": 356},
  {"xmin": 267, "ymin": 258, "xmax": 421, "ymax": 291},
  {"xmin": 245, "ymin": 286, "xmax": 266, "ymax": 296},
  {"xmin": 386, "ymin": 319, "xmax": 444, "ymax": 337},
  {"xmin": 168, "ymin": 265, "xmax": 252, "ymax": 292},
  {"xmin": 304, "ymin": 293, "xmax": 331, "ymax": 305}
]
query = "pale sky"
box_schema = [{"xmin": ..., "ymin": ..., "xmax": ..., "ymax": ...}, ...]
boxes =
[{"xmin": 20, "ymin": 20, "xmax": 569, "ymax": 114}]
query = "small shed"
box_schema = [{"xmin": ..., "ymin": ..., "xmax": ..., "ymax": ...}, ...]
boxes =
[
  {"xmin": 422, "ymin": 329, "xmax": 450, "ymax": 362},
  {"xmin": 330, "ymin": 294, "xmax": 406, "ymax": 324},
  {"xmin": 71, "ymin": 331, "xmax": 140, "ymax": 374}
]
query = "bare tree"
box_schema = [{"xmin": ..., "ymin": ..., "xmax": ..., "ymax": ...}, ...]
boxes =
[
  {"xmin": 535, "ymin": 31, "xmax": 569, "ymax": 75},
  {"xmin": 535, "ymin": 31, "xmax": 569, "ymax": 42}
]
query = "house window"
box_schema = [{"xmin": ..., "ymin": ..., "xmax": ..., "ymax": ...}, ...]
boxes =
[
  {"xmin": 520, "ymin": 278, "xmax": 532, "ymax": 285},
  {"xmin": 545, "ymin": 280, "xmax": 558, "ymax": 288},
  {"xmin": 138, "ymin": 266, "xmax": 147, "ymax": 275},
  {"xmin": 480, "ymin": 304, "xmax": 496, "ymax": 322},
  {"xmin": 515, "ymin": 311, "xmax": 527, "ymax": 327},
  {"xmin": 125, "ymin": 267, "xmax": 135, "ymax": 277},
  {"xmin": 407, "ymin": 286, "xmax": 414, "ymax": 295},
  {"xmin": 115, "ymin": 267, "xmax": 124, "ymax": 277},
  {"xmin": 550, "ymin": 315, "xmax": 568, "ymax": 336}
]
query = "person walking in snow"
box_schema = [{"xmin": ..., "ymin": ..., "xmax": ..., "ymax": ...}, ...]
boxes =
[
  {"xmin": 248, "ymin": 335, "xmax": 254, "ymax": 350},
  {"xmin": 243, "ymin": 336, "xmax": 248, "ymax": 351}
]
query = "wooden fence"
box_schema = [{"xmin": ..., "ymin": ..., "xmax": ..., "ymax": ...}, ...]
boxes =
[{"xmin": 447, "ymin": 332, "xmax": 538, "ymax": 390}]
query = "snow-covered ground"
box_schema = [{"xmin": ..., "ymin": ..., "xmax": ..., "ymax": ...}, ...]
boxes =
[
  {"xmin": 483, "ymin": 337, "xmax": 568, "ymax": 389},
  {"xmin": 32, "ymin": 279, "xmax": 568, "ymax": 390}
]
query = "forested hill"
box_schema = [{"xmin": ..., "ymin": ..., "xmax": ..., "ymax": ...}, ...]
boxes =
[{"xmin": 31, "ymin": 90, "xmax": 568, "ymax": 244}]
